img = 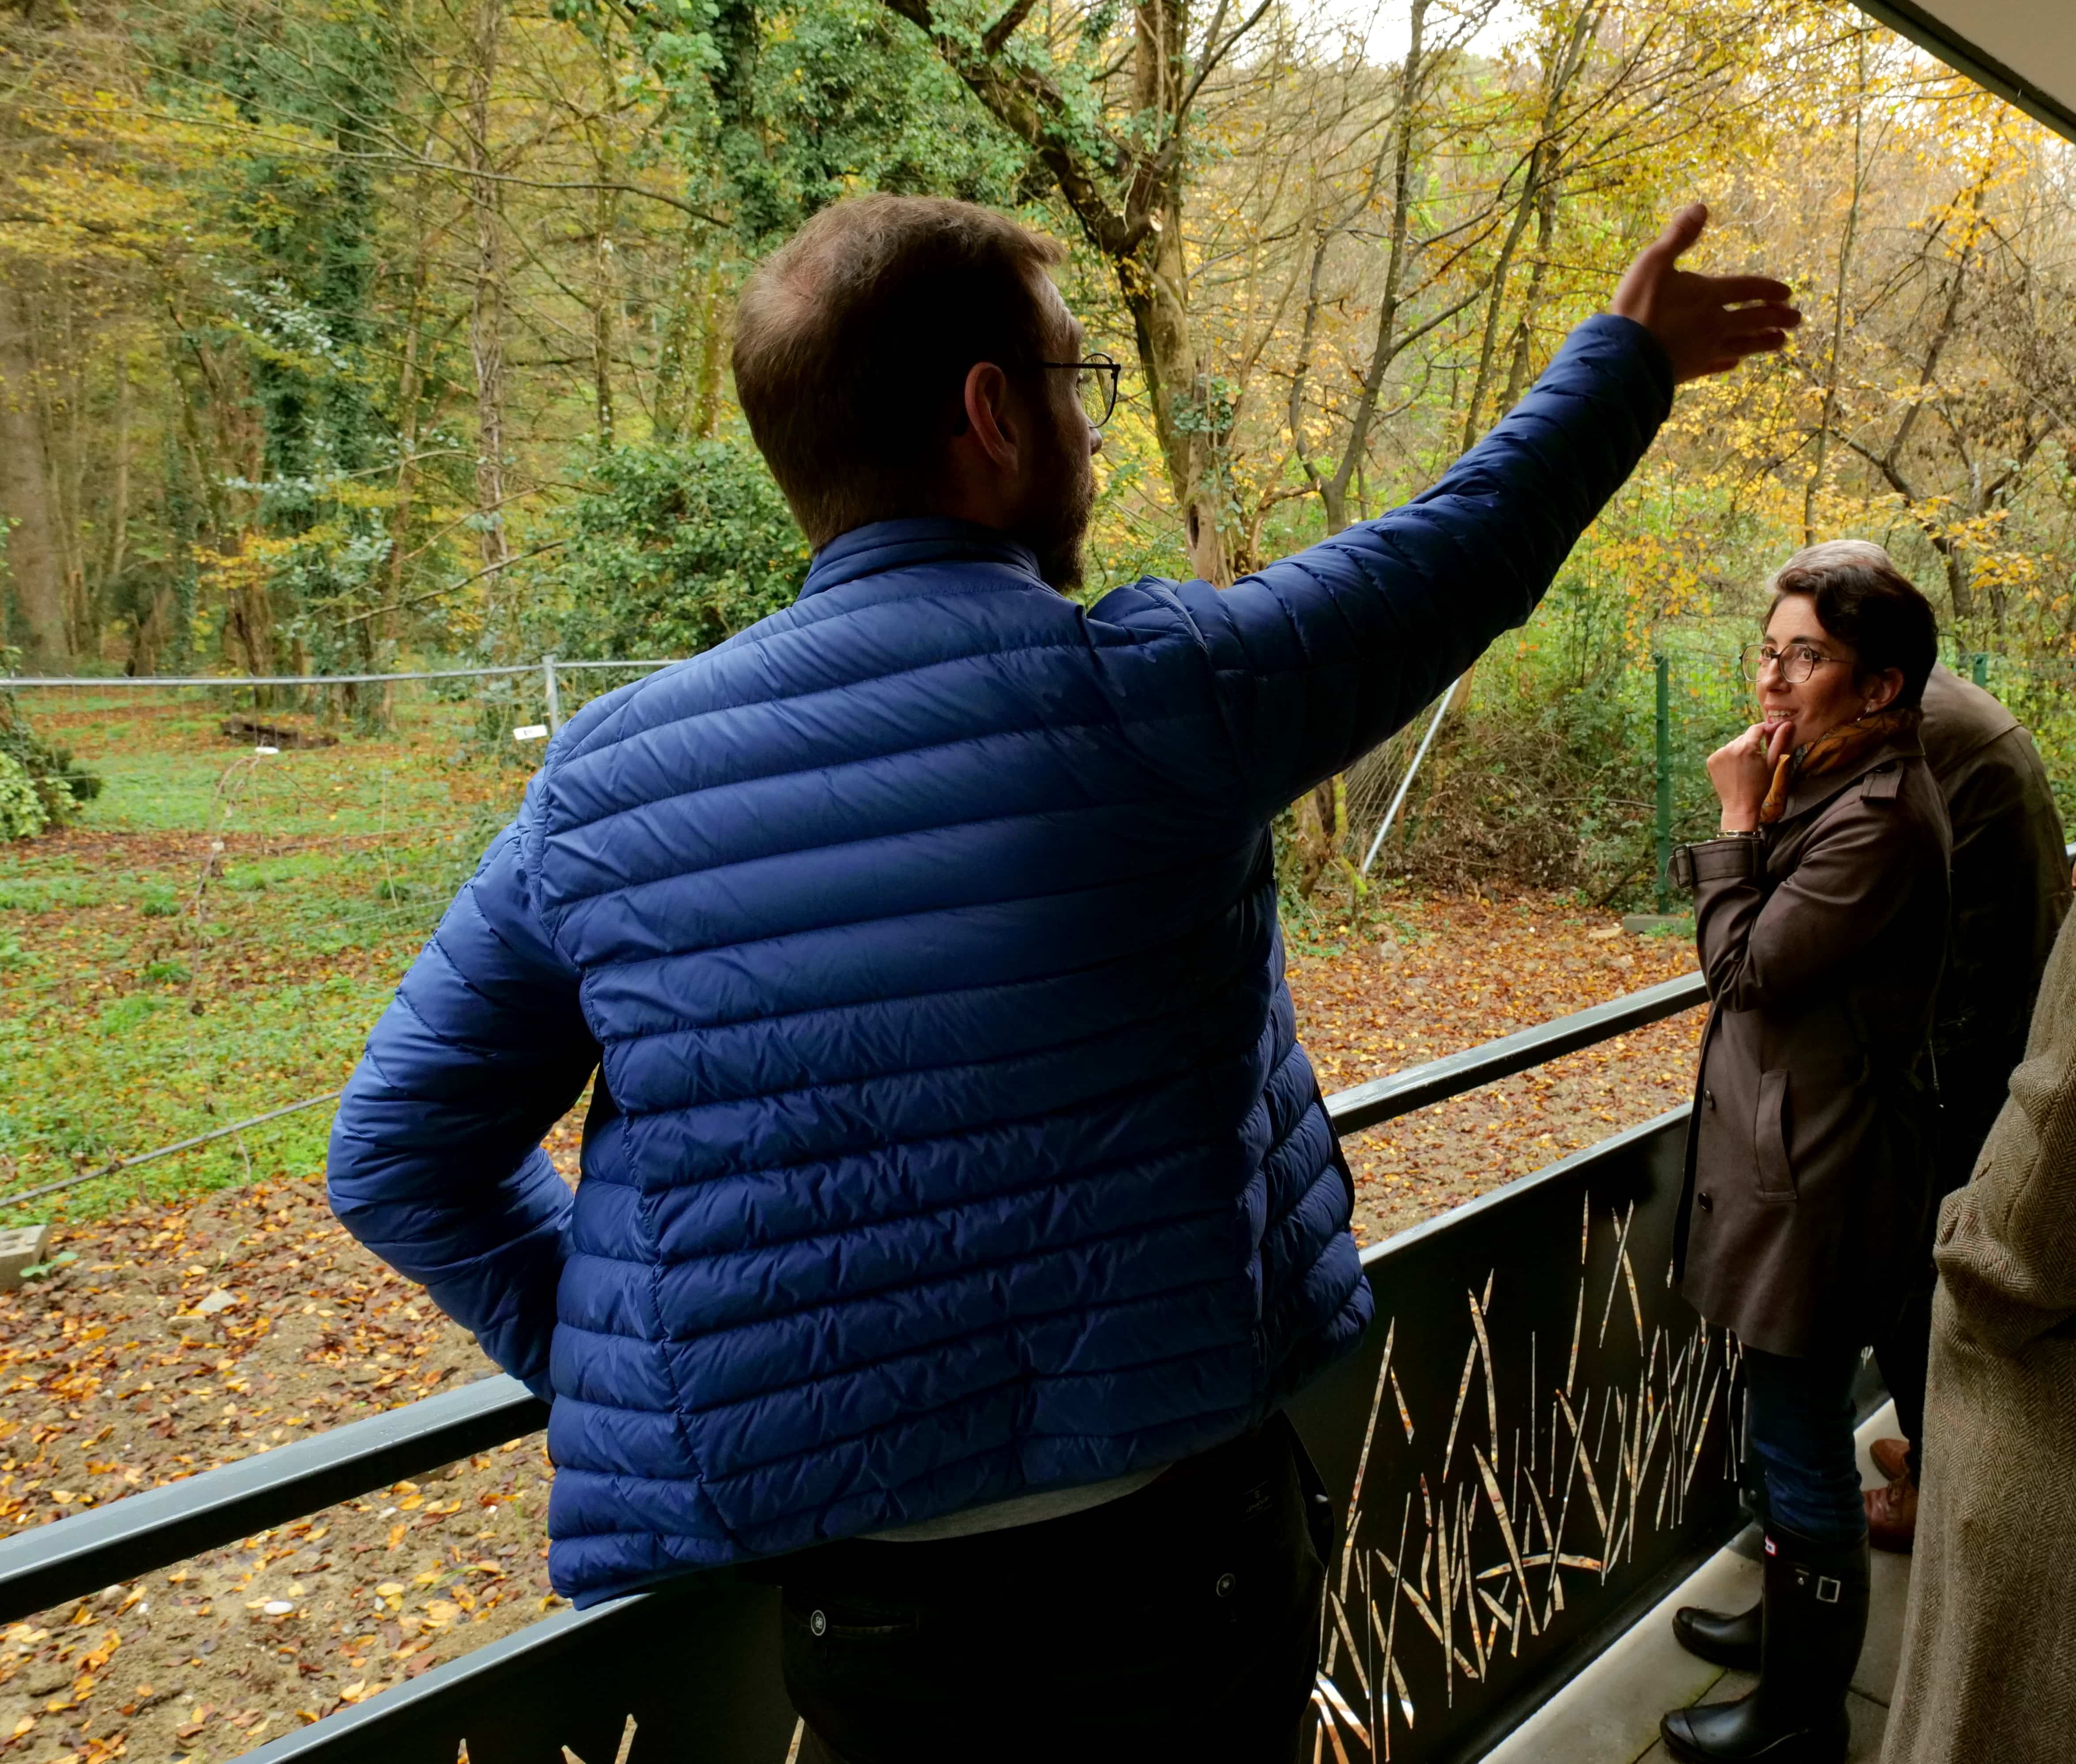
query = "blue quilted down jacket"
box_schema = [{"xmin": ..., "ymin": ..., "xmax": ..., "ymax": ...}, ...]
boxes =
[{"xmin": 328, "ymin": 314, "xmax": 1670, "ymax": 1605}]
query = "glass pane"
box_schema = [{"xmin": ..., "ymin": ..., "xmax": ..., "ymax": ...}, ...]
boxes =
[{"xmin": 1079, "ymin": 369, "xmax": 1106, "ymax": 426}]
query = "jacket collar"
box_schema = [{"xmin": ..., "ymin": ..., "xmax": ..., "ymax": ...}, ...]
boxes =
[
  {"xmin": 799, "ymin": 518, "xmax": 1047, "ymax": 601},
  {"xmin": 1776, "ymin": 726, "xmax": 1925, "ymax": 825}
]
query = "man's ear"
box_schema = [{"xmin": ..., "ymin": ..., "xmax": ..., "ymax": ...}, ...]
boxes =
[{"xmin": 959, "ymin": 362, "xmax": 1021, "ymax": 473}]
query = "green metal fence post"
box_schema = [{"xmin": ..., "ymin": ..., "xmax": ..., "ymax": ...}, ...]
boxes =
[
  {"xmin": 1972, "ymin": 650, "xmax": 1989, "ymax": 689},
  {"xmin": 1654, "ymin": 652, "xmax": 1672, "ymax": 914}
]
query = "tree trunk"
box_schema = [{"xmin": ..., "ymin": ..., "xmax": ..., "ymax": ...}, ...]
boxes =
[
  {"xmin": 1498, "ymin": 178, "xmax": 1560, "ymax": 414},
  {"xmin": 0, "ymin": 280, "xmax": 68, "ymax": 666},
  {"xmin": 1122, "ymin": 214, "xmax": 1228, "ymax": 583},
  {"xmin": 375, "ymin": 239, "xmax": 432, "ymax": 722},
  {"xmin": 1461, "ymin": 170, "xmax": 1541, "ymax": 451},
  {"xmin": 466, "ymin": 0, "xmax": 512, "ymax": 646},
  {"xmin": 1322, "ymin": 0, "xmax": 1429, "ymax": 537},
  {"xmin": 690, "ymin": 260, "xmax": 729, "ymax": 441},
  {"xmin": 592, "ymin": 192, "xmax": 618, "ymax": 444},
  {"xmin": 1460, "ymin": 3, "xmax": 1598, "ymax": 450},
  {"xmin": 51, "ymin": 296, "xmax": 90, "ymax": 656},
  {"xmin": 103, "ymin": 339, "xmax": 131, "ymax": 603},
  {"xmin": 875, "ymin": 0, "xmax": 1241, "ymax": 583},
  {"xmin": 1127, "ymin": 0, "xmax": 1227, "ymax": 582},
  {"xmin": 1805, "ymin": 33, "xmax": 1867, "ymax": 546},
  {"xmin": 225, "ymin": 573, "xmax": 276, "ymax": 677}
]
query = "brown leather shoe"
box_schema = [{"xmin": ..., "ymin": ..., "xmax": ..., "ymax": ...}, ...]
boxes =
[
  {"xmin": 1870, "ymin": 1436, "xmax": 1911, "ymax": 1483},
  {"xmin": 1866, "ymin": 1475, "xmax": 1917, "ymax": 1554}
]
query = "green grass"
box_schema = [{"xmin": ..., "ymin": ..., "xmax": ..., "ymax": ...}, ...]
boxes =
[{"xmin": 0, "ymin": 691, "xmax": 527, "ymax": 1220}]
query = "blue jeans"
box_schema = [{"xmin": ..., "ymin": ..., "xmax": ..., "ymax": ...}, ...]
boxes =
[{"xmin": 1743, "ymin": 1344, "xmax": 1869, "ymax": 1545}]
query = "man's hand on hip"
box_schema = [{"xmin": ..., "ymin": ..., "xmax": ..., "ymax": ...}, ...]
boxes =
[{"xmin": 1610, "ymin": 203, "xmax": 1800, "ymax": 383}]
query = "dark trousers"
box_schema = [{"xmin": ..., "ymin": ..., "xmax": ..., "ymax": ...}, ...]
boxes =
[
  {"xmin": 1870, "ymin": 1086, "xmax": 2007, "ymax": 1482},
  {"xmin": 778, "ymin": 1416, "xmax": 1328, "ymax": 1764},
  {"xmin": 1742, "ymin": 1343, "xmax": 1869, "ymax": 1546},
  {"xmin": 1869, "ymin": 1285, "xmax": 1935, "ymax": 1482}
]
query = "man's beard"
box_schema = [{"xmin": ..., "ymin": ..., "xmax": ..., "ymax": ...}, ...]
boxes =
[{"xmin": 1020, "ymin": 431, "xmax": 1094, "ymax": 592}]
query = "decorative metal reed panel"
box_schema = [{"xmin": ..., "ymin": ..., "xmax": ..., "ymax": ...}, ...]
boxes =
[{"xmin": 1288, "ymin": 1108, "xmax": 1741, "ymax": 1764}]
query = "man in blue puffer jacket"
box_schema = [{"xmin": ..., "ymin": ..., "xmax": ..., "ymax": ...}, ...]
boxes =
[{"xmin": 328, "ymin": 195, "xmax": 1794, "ymax": 1760}]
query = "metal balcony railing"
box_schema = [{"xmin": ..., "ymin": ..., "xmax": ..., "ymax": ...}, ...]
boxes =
[{"xmin": 0, "ymin": 970, "xmax": 1723, "ymax": 1764}]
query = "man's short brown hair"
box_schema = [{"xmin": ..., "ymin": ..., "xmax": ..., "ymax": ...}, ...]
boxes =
[{"xmin": 732, "ymin": 195, "xmax": 1069, "ymax": 548}]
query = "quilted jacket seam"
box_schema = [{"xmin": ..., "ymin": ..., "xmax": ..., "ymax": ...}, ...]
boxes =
[
  {"xmin": 599, "ymin": 955, "xmax": 1258, "ymax": 1116},
  {"xmin": 546, "ymin": 710, "xmax": 1204, "ymax": 868},
  {"xmin": 585, "ymin": 921, "xmax": 1237, "ymax": 1046},
  {"xmin": 1103, "ymin": 579, "xmax": 1255, "ymax": 804},
  {"xmin": 585, "ymin": 875, "xmax": 1259, "ymax": 1039},
  {"xmin": 594, "ymin": 1131, "xmax": 1243, "ymax": 1269},
  {"xmin": 597, "ymin": 1028, "xmax": 1262, "ymax": 1190},
  {"xmin": 388, "ymin": 977, "xmax": 476, "ymax": 1060},
  {"xmin": 664, "ymin": 1281, "xmax": 1249, "ymax": 1455},
  {"xmin": 551, "ymin": 637, "xmax": 1102, "ymax": 797},
  {"xmin": 636, "ymin": 1197, "xmax": 1240, "ymax": 1351},
  {"xmin": 546, "ymin": 784, "xmax": 1197, "ymax": 927},
  {"xmin": 627, "ymin": 1118, "xmax": 738, "ymax": 1554},
  {"xmin": 621, "ymin": 1266, "xmax": 1240, "ymax": 1423}
]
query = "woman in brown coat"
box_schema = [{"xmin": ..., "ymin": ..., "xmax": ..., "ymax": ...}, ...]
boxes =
[{"xmin": 1659, "ymin": 544, "xmax": 1950, "ymax": 1764}]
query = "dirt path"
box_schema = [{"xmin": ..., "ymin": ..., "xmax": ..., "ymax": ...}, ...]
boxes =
[{"xmin": 0, "ymin": 892, "xmax": 1702, "ymax": 1763}]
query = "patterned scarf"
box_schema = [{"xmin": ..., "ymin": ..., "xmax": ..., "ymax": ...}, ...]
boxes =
[{"xmin": 1758, "ymin": 706, "xmax": 1920, "ymax": 826}]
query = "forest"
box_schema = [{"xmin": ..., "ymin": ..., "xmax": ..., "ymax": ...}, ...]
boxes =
[{"xmin": 0, "ymin": 0, "xmax": 2072, "ymax": 895}]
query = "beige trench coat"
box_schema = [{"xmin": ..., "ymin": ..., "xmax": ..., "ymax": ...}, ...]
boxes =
[{"xmin": 1884, "ymin": 911, "xmax": 2076, "ymax": 1764}]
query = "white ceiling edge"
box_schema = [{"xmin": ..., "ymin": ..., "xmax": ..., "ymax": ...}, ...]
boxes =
[{"xmin": 1856, "ymin": 0, "xmax": 2076, "ymax": 144}]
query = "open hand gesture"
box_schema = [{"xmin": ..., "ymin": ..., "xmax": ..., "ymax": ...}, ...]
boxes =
[{"xmin": 1610, "ymin": 204, "xmax": 1801, "ymax": 383}]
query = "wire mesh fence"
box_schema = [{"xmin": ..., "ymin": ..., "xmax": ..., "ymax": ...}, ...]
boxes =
[
  {"xmin": 0, "ymin": 657, "xmax": 684, "ymax": 1217},
  {"xmin": 4, "ymin": 637, "xmax": 2068, "ymax": 1214},
  {"xmin": 1334, "ymin": 632, "xmax": 2069, "ymax": 910}
]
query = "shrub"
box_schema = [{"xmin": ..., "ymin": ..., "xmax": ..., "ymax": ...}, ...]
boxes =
[
  {"xmin": 0, "ymin": 656, "xmax": 102, "ymax": 840},
  {"xmin": 0, "ymin": 753, "xmax": 45, "ymax": 841},
  {"xmin": 551, "ymin": 437, "xmax": 810, "ymax": 660}
]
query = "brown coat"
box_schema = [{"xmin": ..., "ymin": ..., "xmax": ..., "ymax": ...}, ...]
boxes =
[
  {"xmin": 1673, "ymin": 731, "xmax": 1951, "ymax": 1356},
  {"xmin": 1918, "ymin": 663, "xmax": 2072, "ymax": 1164},
  {"xmin": 1883, "ymin": 912, "xmax": 2076, "ymax": 1764}
]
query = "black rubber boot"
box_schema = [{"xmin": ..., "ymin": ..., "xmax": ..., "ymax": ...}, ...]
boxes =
[
  {"xmin": 1672, "ymin": 1597, "xmax": 1760, "ymax": 1671},
  {"xmin": 1659, "ymin": 1523, "xmax": 1869, "ymax": 1764}
]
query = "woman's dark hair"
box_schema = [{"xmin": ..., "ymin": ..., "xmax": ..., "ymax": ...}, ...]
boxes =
[{"xmin": 1767, "ymin": 541, "xmax": 1939, "ymax": 709}]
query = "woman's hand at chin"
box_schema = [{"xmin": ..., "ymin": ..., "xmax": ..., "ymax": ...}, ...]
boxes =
[{"xmin": 1707, "ymin": 716, "xmax": 1795, "ymax": 832}]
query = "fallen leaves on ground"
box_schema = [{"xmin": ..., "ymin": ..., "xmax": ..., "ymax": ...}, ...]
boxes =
[
  {"xmin": 1286, "ymin": 890, "xmax": 1701, "ymax": 1244},
  {"xmin": 0, "ymin": 1180, "xmax": 553, "ymax": 1764}
]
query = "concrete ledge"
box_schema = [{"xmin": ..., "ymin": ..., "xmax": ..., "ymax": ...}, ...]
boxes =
[{"xmin": 0, "ymin": 1223, "xmax": 51, "ymax": 1292}]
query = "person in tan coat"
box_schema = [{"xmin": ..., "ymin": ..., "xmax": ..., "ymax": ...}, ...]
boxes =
[
  {"xmin": 1882, "ymin": 906, "xmax": 2076, "ymax": 1764},
  {"xmin": 1660, "ymin": 545, "xmax": 1949, "ymax": 1764}
]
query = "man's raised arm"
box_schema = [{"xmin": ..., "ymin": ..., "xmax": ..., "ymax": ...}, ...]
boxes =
[{"xmin": 1152, "ymin": 205, "xmax": 1797, "ymax": 817}]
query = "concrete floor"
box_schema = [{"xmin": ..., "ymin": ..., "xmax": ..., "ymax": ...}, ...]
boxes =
[{"xmin": 1485, "ymin": 1403, "xmax": 1910, "ymax": 1764}]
